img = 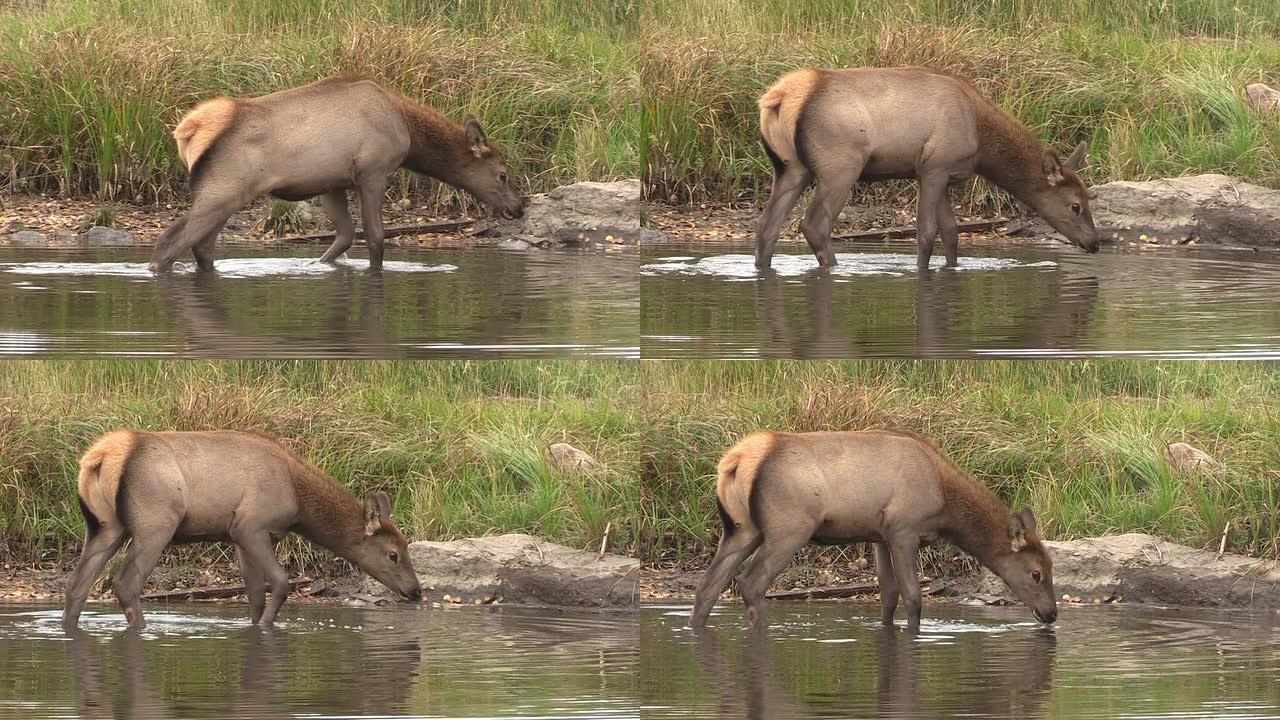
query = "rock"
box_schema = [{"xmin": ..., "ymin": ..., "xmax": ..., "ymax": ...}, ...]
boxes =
[
  {"xmin": 517, "ymin": 180, "xmax": 642, "ymax": 243},
  {"xmin": 361, "ymin": 533, "xmax": 638, "ymax": 607},
  {"xmin": 1245, "ymin": 83, "xmax": 1280, "ymax": 113},
  {"xmin": 1164, "ymin": 442, "xmax": 1222, "ymax": 473},
  {"xmin": 1090, "ymin": 174, "xmax": 1280, "ymax": 246},
  {"xmin": 976, "ymin": 533, "xmax": 1280, "ymax": 608},
  {"xmin": 547, "ymin": 443, "xmax": 598, "ymax": 473},
  {"xmin": 83, "ymin": 226, "xmax": 135, "ymax": 246},
  {"xmin": 496, "ymin": 238, "xmax": 532, "ymax": 251},
  {"xmin": 6, "ymin": 230, "xmax": 47, "ymax": 246}
]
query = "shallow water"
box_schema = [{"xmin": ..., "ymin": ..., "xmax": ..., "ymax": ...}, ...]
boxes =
[
  {"xmin": 640, "ymin": 242, "xmax": 1280, "ymax": 358},
  {"xmin": 0, "ymin": 603, "xmax": 638, "ymax": 719},
  {"xmin": 0, "ymin": 246, "xmax": 638, "ymax": 358},
  {"xmin": 642, "ymin": 602, "xmax": 1280, "ymax": 719}
]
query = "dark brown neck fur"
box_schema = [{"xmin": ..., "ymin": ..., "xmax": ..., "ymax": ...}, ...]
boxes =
[
  {"xmin": 285, "ymin": 454, "xmax": 365, "ymax": 562},
  {"xmin": 966, "ymin": 89, "xmax": 1051, "ymax": 209},
  {"xmin": 932, "ymin": 456, "xmax": 1013, "ymax": 570},
  {"xmin": 394, "ymin": 95, "xmax": 471, "ymax": 184}
]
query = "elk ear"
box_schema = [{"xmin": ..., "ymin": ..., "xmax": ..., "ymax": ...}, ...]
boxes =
[
  {"xmin": 463, "ymin": 114, "xmax": 488, "ymax": 158},
  {"xmin": 1041, "ymin": 152, "xmax": 1064, "ymax": 186},
  {"xmin": 1009, "ymin": 508, "xmax": 1031, "ymax": 551},
  {"xmin": 363, "ymin": 491, "xmax": 391, "ymax": 536},
  {"xmin": 1065, "ymin": 141, "xmax": 1088, "ymax": 171}
]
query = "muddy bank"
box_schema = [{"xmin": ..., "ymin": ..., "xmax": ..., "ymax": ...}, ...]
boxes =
[{"xmin": 0, "ymin": 180, "xmax": 645, "ymax": 253}]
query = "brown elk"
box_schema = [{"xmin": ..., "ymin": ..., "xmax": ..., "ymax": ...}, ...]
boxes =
[
  {"xmin": 756, "ymin": 67, "xmax": 1099, "ymax": 271},
  {"xmin": 150, "ymin": 75, "xmax": 525, "ymax": 272},
  {"xmin": 62, "ymin": 430, "xmax": 422, "ymax": 631},
  {"xmin": 689, "ymin": 429, "xmax": 1057, "ymax": 630}
]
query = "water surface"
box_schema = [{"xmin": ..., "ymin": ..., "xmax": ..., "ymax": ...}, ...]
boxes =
[
  {"xmin": 642, "ymin": 602, "xmax": 1280, "ymax": 719},
  {"xmin": 0, "ymin": 246, "xmax": 638, "ymax": 358},
  {"xmin": 641, "ymin": 241, "xmax": 1280, "ymax": 358},
  {"xmin": 0, "ymin": 603, "xmax": 637, "ymax": 719}
]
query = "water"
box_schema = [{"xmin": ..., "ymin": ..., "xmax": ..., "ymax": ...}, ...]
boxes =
[
  {"xmin": 0, "ymin": 603, "xmax": 638, "ymax": 719},
  {"xmin": 640, "ymin": 242, "xmax": 1280, "ymax": 358},
  {"xmin": 642, "ymin": 603, "xmax": 1280, "ymax": 719},
  {"xmin": 0, "ymin": 246, "xmax": 638, "ymax": 358}
]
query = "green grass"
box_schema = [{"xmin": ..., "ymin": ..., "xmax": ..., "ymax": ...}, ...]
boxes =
[
  {"xmin": 640, "ymin": 360, "xmax": 1280, "ymax": 562},
  {"xmin": 0, "ymin": 0, "xmax": 639, "ymax": 208},
  {"xmin": 0, "ymin": 360, "xmax": 644, "ymax": 570},
  {"xmin": 641, "ymin": 0, "xmax": 1280, "ymax": 204}
]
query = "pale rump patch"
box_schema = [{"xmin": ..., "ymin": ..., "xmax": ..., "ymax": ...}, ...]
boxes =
[
  {"xmin": 77, "ymin": 430, "xmax": 137, "ymax": 527},
  {"xmin": 715, "ymin": 431, "xmax": 776, "ymax": 530},
  {"xmin": 173, "ymin": 97, "xmax": 237, "ymax": 170},
  {"xmin": 758, "ymin": 68, "xmax": 818, "ymax": 166}
]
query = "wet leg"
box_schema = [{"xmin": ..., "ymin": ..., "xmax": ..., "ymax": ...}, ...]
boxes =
[
  {"xmin": 236, "ymin": 545, "xmax": 267, "ymax": 625},
  {"xmin": 886, "ymin": 533, "xmax": 923, "ymax": 630},
  {"xmin": 874, "ymin": 542, "xmax": 899, "ymax": 626},
  {"xmin": 936, "ymin": 192, "xmax": 960, "ymax": 268},
  {"xmin": 690, "ymin": 527, "xmax": 763, "ymax": 628},
  {"xmin": 191, "ymin": 222, "xmax": 228, "ymax": 272},
  {"xmin": 150, "ymin": 189, "xmax": 249, "ymax": 271},
  {"xmin": 799, "ymin": 165, "xmax": 861, "ymax": 269},
  {"xmin": 914, "ymin": 173, "xmax": 948, "ymax": 272},
  {"xmin": 357, "ymin": 180, "xmax": 388, "ymax": 269},
  {"xmin": 112, "ymin": 531, "xmax": 176, "ymax": 629},
  {"xmin": 62, "ymin": 524, "xmax": 126, "ymax": 630},
  {"xmin": 736, "ymin": 524, "xmax": 814, "ymax": 630},
  {"xmin": 318, "ymin": 191, "xmax": 356, "ymax": 263},
  {"xmin": 755, "ymin": 165, "xmax": 812, "ymax": 270},
  {"xmin": 235, "ymin": 532, "xmax": 289, "ymax": 625}
]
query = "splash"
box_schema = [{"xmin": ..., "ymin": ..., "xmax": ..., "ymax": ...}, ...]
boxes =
[
  {"xmin": 0, "ymin": 257, "xmax": 459, "ymax": 278},
  {"xmin": 641, "ymin": 253, "xmax": 1056, "ymax": 278}
]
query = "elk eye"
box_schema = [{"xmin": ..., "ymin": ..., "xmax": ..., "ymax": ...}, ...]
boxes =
[
  {"xmin": 499, "ymin": 172, "xmax": 508, "ymax": 184},
  {"xmin": 389, "ymin": 551, "xmax": 399, "ymax": 564},
  {"xmin": 1071, "ymin": 202, "xmax": 1081, "ymax": 215},
  {"xmin": 1032, "ymin": 570, "xmax": 1042, "ymax": 584}
]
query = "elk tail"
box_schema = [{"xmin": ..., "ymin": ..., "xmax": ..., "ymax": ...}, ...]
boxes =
[
  {"xmin": 173, "ymin": 97, "xmax": 238, "ymax": 192},
  {"xmin": 757, "ymin": 68, "xmax": 817, "ymax": 172},
  {"xmin": 76, "ymin": 431, "xmax": 135, "ymax": 537},
  {"xmin": 715, "ymin": 432, "xmax": 774, "ymax": 540}
]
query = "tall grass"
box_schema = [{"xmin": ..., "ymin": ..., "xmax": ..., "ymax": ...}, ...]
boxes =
[
  {"xmin": 641, "ymin": 0, "xmax": 1280, "ymax": 203},
  {"xmin": 0, "ymin": 360, "xmax": 644, "ymax": 569},
  {"xmin": 640, "ymin": 360, "xmax": 1280, "ymax": 562},
  {"xmin": 0, "ymin": 0, "xmax": 639, "ymax": 206}
]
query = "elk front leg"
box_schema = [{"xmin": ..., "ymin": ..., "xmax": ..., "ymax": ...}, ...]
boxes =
[
  {"xmin": 236, "ymin": 545, "xmax": 268, "ymax": 625},
  {"xmin": 318, "ymin": 190, "xmax": 355, "ymax": 263},
  {"xmin": 935, "ymin": 193, "xmax": 960, "ymax": 268},
  {"xmin": 690, "ymin": 527, "xmax": 763, "ymax": 629},
  {"xmin": 874, "ymin": 542, "xmax": 899, "ymax": 626},
  {"xmin": 914, "ymin": 173, "xmax": 948, "ymax": 272},
  {"xmin": 357, "ymin": 180, "xmax": 388, "ymax": 269},
  {"xmin": 755, "ymin": 165, "xmax": 812, "ymax": 270},
  {"xmin": 886, "ymin": 533, "xmax": 923, "ymax": 630}
]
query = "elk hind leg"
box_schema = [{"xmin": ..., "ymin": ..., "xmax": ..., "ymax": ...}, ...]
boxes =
[
  {"xmin": 112, "ymin": 526, "xmax": 177, "ymax": 629},
  {"xmin": 736, "ymin": 523, "xmax": 814, "ymax": 630},
  {"xmin": 318, "ymin": 190, "xmax": 356, "ymax": 263},
  {"xmin": 755, "ymin": 164, "xmax": 812, "ymax": 270},
  {"xmin": 690, "ymin": 523, "xmax": 763, "ymax": 628},
  {"xmin": 799, "ymin": 163, "xmax": 862, "ymax": 269},
  {"xmin": 63, "ymin": 522, "xmax": 127, "ymax": 630}
]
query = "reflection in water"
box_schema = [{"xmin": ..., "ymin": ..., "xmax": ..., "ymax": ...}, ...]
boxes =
[
  {"xmin": 0, "ymin": 604, "xmax": 637, "ymax": 719},
  {"xmin": 642, "ymin": 244, "xmax": 1280, "ymax": 358},
  {"xmin": 642, "ymin": 603, "xmax": 1280, "ymax": 719},
  {"xmin": 0, "ymin": 246, "xmax": 639, "ymax": 358}
]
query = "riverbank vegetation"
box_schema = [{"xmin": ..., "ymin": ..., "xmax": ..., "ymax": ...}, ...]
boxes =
[
  {"xmin": 642, "ymin": 0, "xmax": 1280, "ymax": 204},
  {"xmin": 0, "ymin": 0, "xmax": 638, "ymax": 207}
]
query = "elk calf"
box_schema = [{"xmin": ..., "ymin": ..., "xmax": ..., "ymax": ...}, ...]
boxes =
[
  {"xmin": 690, "ymin": 429, "xmax": 1057, "ymax": 630},
  {"xmin": 63, "ymin": 430, "xmax": 423, "ymax": 630},
  {"xmin": 151, "ymin": 75, "xmax": 525, "ymax": 272},
  {"xmin": 756, "ymin": 67, "xmax": 1099, "ymax": 271}
]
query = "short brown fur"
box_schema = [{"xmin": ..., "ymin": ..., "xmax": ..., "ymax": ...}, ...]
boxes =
[{"xmin": 173, "ymin": 97, "xmax": 238, "ymax": 170}]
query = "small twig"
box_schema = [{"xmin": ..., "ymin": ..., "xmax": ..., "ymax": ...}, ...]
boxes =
[
  {"xmin": 598, "ymin": 520, "xmax": 612, "ymax": 560},
  {"xmin": 1217, "ymin": 521, "xmax": 1231, "ymax": 560},
  {"xmin": 274, "ymin": 220, "xmax": 473, "ymax": 244},
  {"xmin": 832, "ymin": 219, "xmax": 1007, "ymax": 241}
]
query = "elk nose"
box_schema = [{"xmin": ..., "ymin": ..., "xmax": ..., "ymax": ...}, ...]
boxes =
[
  {"xmin": 1040, "ymin": 608, "xmax": 1057, "ymax": 624},
  {"xmin": 407, "ymin": 586, "xmax": 423, "ymax": 602}
]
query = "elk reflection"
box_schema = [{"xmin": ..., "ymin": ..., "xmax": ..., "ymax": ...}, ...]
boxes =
[{"xmin": 693, "ymin": 621, "xmax": 1056, "ymax": 719}]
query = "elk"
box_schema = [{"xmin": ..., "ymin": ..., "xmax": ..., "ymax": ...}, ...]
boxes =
[
  {"xmin": 689, "ymin": 429, "xmax": 1057, "ymax": 630},
  {"xmin": 150, "ymin": 75, "xmax": 525, "ymax": 272},
  {"xmin": 62, "ymin": 430, "xmax": 423, "ymax": 630},
  {"xmin": 756, "ymin": 67, "xmax": 1099, "ymax": 271}
]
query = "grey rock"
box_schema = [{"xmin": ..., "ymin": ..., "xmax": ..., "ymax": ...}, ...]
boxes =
[
  {"xmin": 977, "ymin": 533, "xmax": 1280, "ymax": 608},
  {"xmin": 361, "ymin": 533, "xmax": 638, "ymax": 607},
  {"xmin": 547, "ymin": 443, "xmax": 598, "ymax": 473},
  {"xmin": 1245, "ymin": 83, "xmax": 1280, "ymax": 114},
  {"xmin": 84, "ymin": 225, "xmax": 135, "ymax": 246},
  {"xmin": 1164, "ymin": 442, "xmax": 1222, "ymax": 473},
  {"xmin": 518, "ymin": 180, "xmax": 641, "ymax": 243},
  {"xmin": 496, "ymin": 238, "xmax": 532, "ymax": 251},
  {"xmin": 7, "ymin": 230, "xmax": 47, "ymax": 246},
  {"xmin": 1090, "ymin": 174, "xmax": 1280, "ymax": 246}
]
